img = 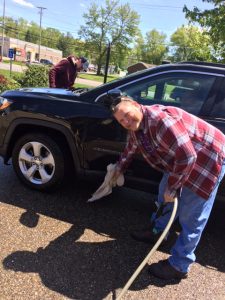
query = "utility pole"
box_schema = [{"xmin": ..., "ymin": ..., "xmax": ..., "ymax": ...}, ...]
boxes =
[
  {"xmin": 37, "ymin": 6, "xmax": 46, "ymax": 62},
  {"xmin": 104, "ymin": 41, "xmax": 111, "ymax": 84},
  {"xmin": 1, "ymin": 0, "xmax": 6, "ymax": 61}
]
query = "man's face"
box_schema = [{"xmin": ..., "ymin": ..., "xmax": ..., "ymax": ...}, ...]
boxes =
[
  {"xmin": 114, "ymin": 101, "xmax": 143, "ymax": 131},
  {"xmin": 75, "ymin": 58, "xmax": 83, "ymax": 71}
]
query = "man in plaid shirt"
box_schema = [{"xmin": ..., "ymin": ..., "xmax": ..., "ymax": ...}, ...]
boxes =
[{"xmin": 111, "ymin": 96, "xmax": 225, "ymax": 280}]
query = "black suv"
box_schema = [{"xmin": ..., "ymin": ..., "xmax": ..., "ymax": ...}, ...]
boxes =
[{"xmin": 1, "ymin": 62, "xmax": 225, "ymax": 201}]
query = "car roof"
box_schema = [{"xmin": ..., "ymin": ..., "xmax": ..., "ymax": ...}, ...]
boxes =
[{"xmin": 178, "ymin": 61, "xmax": 225, "ymax": 69}]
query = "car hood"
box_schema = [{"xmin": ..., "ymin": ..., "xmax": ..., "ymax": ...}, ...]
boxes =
[{"xmin": 16, "ymin": 87, "xmax": 75, "ymax": 95}]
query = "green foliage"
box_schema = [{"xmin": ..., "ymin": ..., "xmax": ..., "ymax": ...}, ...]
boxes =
[
  {"xmin": 0, "ymin": 16, "xmax": 76, "ymax": 57},
  {"xmin": 132, "ymin": 29, "xmax": 168, "ymax": 65},
  {"xmin": 20, "ymin": 65, "xmax": 49, "ymax": 87},
  {"xmin": 43, "ymin": 28, "xmax": 63, "ymax": 49},
  {"xmin": 12, "ymin": 72, "xmax": 24, "ymax": 82},
  {"xmin": 78, "ymin": 0, "xmax": 140, "ymax": 74},
  {"xmin": 57, "ymin": 32, "xmax": 76, "ymax": 57},
  {"xmin": 183, "ymin": 1, "xmax": 225, "ymax": 61},
  {"xmin": 144, "ymin": 30, "xmax": 168, "ymax": 64},
  {"xmin": 0, "ymin": 74, "xmax": 21, "ymax": 93},
  {"xmin": 170, "ymin": 26, "xmax": 211, "ymax": 62},
  {"xmin": 132, "ymin": 31, "xmax": 145, "ymax": 62}
]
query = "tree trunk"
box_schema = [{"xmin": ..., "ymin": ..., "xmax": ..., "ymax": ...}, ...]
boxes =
[{"xmin": 97, "ymin": 64, "xmax": 102, "ymax": 75}]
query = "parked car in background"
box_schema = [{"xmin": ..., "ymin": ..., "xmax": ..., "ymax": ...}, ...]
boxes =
[
  {"xmin": 25, "ymin": 60, "xmax": 40, "ymax": 66},
  {"xmin": 25, "ymin": 59, "xmax": 53, "ymax": 66},
  {"xmin": 1, "ymin": 61, "xmax": 225, "ymax": 202},
  {"xmin": 40, "ymin": 59, "xmax": 53, "ymax": 66},
  {"xmin": 88, "ymin": 64, "xmax": 97, "ymax": 72}
]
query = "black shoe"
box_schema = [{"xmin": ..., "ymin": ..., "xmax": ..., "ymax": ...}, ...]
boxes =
[
  {"xmin": 148, "ymin": 259, "xmax": 188, "ymax": 280},
  {"xmin": 130, "ymin": 227, "xmax": 165, "ymax": 245}
]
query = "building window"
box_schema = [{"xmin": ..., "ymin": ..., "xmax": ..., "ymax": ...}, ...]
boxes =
[{"xmin": 35, "ymin": 53, "xmax": 39, "ymax": 61}]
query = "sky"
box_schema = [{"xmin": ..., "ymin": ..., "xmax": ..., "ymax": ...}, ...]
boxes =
[{"xmin": 1, "ymin": 0, "xmax": 214, "ymax": 40}]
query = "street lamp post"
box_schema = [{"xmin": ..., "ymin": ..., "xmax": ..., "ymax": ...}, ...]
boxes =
[
  {"xmin": 1, "ymin": 0, "xmax": 6, "ymax": 61},
  {"xmin": 37, "ymin": 6, "xmax": 46, "ymax": 62}
]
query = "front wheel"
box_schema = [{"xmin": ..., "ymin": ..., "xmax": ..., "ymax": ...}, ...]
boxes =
[{"xmin": 12, "ymin": 133, "xmax": 66, "ymax": 191}]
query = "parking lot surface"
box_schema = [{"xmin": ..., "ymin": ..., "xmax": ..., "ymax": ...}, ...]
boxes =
[{"xmin": 0, "ymin": 159, "xmax": 225, "ymax": 300}]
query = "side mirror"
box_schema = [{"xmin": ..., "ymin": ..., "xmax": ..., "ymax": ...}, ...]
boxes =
[
  {"xmin": 100, "ymin": 89, "xmax": 123, "ymax": 110},
  {"xmin": 107, "ymin": 89, "xmax": 122, "ymax": 100}
]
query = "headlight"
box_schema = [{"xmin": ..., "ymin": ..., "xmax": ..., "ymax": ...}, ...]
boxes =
[{"xmin": 0, "ymin": 97, "xmax": 12, "ymax": 110}]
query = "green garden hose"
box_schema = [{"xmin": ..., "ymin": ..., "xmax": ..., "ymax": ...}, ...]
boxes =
[{"xmin": 116, "ymin": 197, "xmax": 178, "ymax": 300}]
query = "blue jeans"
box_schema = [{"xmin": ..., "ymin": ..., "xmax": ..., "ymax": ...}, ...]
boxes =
[{"xmin": 152, "ymin": 159, "xmax": 225, "ymax": 273}]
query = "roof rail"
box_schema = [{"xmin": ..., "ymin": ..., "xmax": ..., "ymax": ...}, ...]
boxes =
[{"xmin": 178, "ymin": 61, "xmax": 225, "ymax": 69}]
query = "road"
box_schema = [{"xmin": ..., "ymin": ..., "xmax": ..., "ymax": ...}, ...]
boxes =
[
  {"xmin": 0, "ymin": 159, "xmax": 225, "ymax": 299},
  {"xmin": 0, "ymin": 62, "xmax": 102, "ymax": 87},
  {"xmin": 0, "ymin": 61, "xmax": 27, "ymax": 72}
]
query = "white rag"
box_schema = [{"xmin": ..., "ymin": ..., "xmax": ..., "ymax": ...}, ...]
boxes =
[{"xmin": 87, "ymin": 163, "xmax": 124, "ymax": 202}]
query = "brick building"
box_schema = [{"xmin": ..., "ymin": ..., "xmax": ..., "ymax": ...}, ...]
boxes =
[{"xmin": 0, "ymin": 37, "xmax": 62, "ymax": 64}]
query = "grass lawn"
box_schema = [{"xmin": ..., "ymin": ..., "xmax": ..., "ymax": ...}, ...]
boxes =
[
  {"xmin": 75, "ymin": 83, "xmax": 94, "ymax": 89},
  {"xmin": 2, "ymin": 59, "xmax": 25, "ymax": 66},
  {"xmin": 0, "ymin": 69, "xmax": 23, "ymax": 79},
  {"xmin": 78, "ymin": 72, "xmax": 119, "ymax": 83}
]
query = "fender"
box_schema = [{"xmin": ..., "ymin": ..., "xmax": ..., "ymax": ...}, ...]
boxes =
[{"xmin": 1, "ymin": 117, "xmax": 82, "ymax": 174}]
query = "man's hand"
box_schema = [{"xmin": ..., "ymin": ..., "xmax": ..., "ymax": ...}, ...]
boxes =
[
  {"xmin": 111, "ymin": 169, "xmax": 122, "ymax": 186},
  {"xmin": 68, "ymin": 86, "xmax": 76, "ymax": 92},
  {"xmin": 164, "ymin": 192, "xmax": 176, "ymax": 203}
]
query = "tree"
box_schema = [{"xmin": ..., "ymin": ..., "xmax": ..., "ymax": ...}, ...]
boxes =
[
  {"xmin": 23, "ymin": 22, "xmax": 40, "ymax": 44},
  {"xmin": 170, "ymin": 26, "xmax": 211, "ymax": 62},
  {"xmin": 0, "ymin": 17, "xmax": 19, "ymax": 39},
  {"xmin": 136, "ymin": 29, "xmax": 168, "ymax": 65},
  {"xmin": 78, "ymin": 0, "xmax": 140, "ymax": 74},
  {"xmin": 131, "ymin": 30, "xmax": 145, "ymax": 62},
  {"xmin": 24, "ymin": 30, "xmax": 33, "ymax": 42},
  {"xmin": 183, "ymin": 0, "xmax": 225, "ymax": 61},
  {"xmin": 42, "ymin": 28, "xmax": 62, "ymax": 49},
  {"xmin": 110, "ymin": 42, "xmax": 132, "ymax": 70},
  {"xmin": 57, "ymin": 32, "xmax": 76, "ymax": 57}
]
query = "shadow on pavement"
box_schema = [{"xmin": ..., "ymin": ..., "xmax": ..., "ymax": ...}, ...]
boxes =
[
  {"xmin": 2, "ymin": 183, "xmax": 157, "ymax": 299},
  {"xmin": 1, "ymin": 167, "xmax": 225, "ymax": 298}
]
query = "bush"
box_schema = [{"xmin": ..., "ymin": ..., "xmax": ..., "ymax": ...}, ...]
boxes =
[
  {"xmin": 0, "ymin": 74, "xmax": 21, "ymax": 93},
  {"xmin": 20, "ymin": 64, "xmax": 49, "ymax": 87},
  {"xmin": 12, "ymin": 72, "xmax": 24, "ymax": 84}
]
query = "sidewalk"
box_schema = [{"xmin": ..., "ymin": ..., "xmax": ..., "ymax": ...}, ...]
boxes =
[{"xmin": 0, "ymin": 61, "xmax": 26, "ymax": 72}]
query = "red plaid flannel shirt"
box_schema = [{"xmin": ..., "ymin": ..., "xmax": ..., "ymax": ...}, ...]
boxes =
[{"xmin": 117, "ymin": 105, "xmax": 225, "ymax": 200}]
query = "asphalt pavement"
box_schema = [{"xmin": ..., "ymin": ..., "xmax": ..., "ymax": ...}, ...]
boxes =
[{"xmin": 0, "ymin": 159, "xmax": 225, "ymax": 300}]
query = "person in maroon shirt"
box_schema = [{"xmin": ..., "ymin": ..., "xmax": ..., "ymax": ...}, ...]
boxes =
[
  {"xmin": 110, "ymin": 96, "xmax": 225, "ymax": 280},
  {"xmin": 49, "ymin": 55, "xmax": 89, "ymax": 89}
]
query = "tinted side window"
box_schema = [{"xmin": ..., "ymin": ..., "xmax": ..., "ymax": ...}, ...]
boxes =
[
  {"xmin": 210, "ymin": 78, "xmax": 225, "ymax": 118},
  {"xmin": 120, "ymin": 73, "xmax": 215, "ymax": 115}
]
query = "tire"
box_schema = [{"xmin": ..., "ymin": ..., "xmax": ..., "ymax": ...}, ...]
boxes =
[{"xmin": 12, "ymin": 133, "xmax": 66, "ymax": 191}]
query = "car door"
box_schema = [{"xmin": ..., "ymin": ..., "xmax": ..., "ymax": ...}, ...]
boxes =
[
  {"xmin": 82, "ymin": 70, "xmax": 218, "ymax": 193},
  {"xmin": 80, "ymin": 100, "xmax": 128, "ymax": 172}
]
